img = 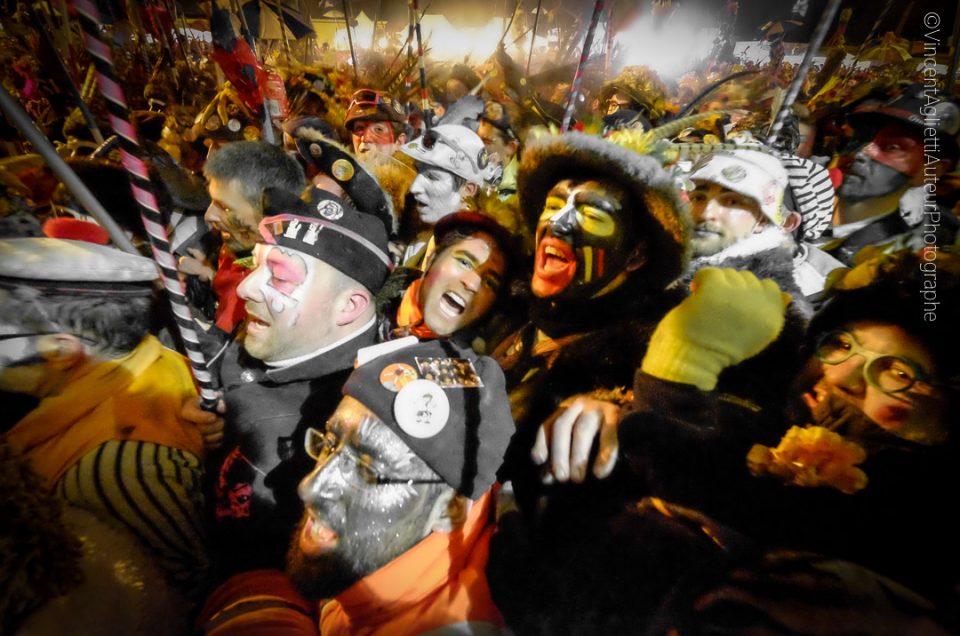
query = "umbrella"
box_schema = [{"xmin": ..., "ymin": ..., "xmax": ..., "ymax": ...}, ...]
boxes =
[{"xmin": 241, "ymin": 0, "xmax": 314, "ymax": 40}]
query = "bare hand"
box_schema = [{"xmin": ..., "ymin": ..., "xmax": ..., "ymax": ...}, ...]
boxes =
[
  {"xmin": 531, "ymin": 396, "xmax": 621, "ymax": 483},
  {"xmin": 178, "ymin": 248, "xmax": 215, "ymax": 281},
  {"xmin": 181, "ymin": 396, "xmax": 226, "ymax": 450}
]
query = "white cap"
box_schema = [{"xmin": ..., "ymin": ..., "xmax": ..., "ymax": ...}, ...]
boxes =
[
  {"xmin": 689, "ymin": 149, "xmax": 788, "ymax": 226},
  {"xmin": 400, "ymin": 124, "xmax": 493, "ymax": 184},
  {"xmin": 0, "ymin": 238, "xmax": 158, "ymax": 292}
]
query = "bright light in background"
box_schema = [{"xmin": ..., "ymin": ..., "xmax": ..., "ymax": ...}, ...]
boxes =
[
  {"xmin": 614, "ymin": 10, "xmax": 716, "ymax": 79},
  {"xmin": 420, "ymin": 15, "xmax": 507, "ymax": 62}
]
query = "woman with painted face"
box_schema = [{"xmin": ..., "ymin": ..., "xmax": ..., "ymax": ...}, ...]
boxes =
[{"xmin": 383, "ymin": 207, "xmax": 525, "ymax": 349}]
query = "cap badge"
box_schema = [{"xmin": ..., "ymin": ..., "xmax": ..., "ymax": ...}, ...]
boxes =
[
  {"xmin": 721, "ymin": 164, "xmax": 747, "ymax": 182},
  {"xmin": 394, "ymin": 379, "xmax": 449, "ymax": 438},
  {"xmin": 331, "ymin": 158, "xmax": 355, "ymax": 181},
  {"xmin": 379, "ymin": 362, "xmax": 419, "ymax": 392},
  {"xmin": 415, "ymin": 357, "xmax": 484, "ymax": 388},
  {"xmin": 316, "ymin": 200, "xmax": 344, "ymax": 220}
]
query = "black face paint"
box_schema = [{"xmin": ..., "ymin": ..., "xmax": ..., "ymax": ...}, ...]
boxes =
[{"xmin": 836, "ymin": 154, "xmax": 911, "ymax": 203}]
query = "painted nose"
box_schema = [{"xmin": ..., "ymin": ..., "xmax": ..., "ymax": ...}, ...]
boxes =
[
  {"xmin": 298, "ymin": 452, "xmax": 346, "ymax": 504},
  {"xmin": 236, "ymin": 266, "xmax": 265, "ymax": 302},
  {"xmin": 550, "ymin": 204, "xmax": 578, "ymax": 236},
  {"xmin": 699, "ymin": 198, "xmax": 723, "ymax": 223},
  {"xmin": 859, "ymin": 141, "xmax": 880, "ymax": 160}
]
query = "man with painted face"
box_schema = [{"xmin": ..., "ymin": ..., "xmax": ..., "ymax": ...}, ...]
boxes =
[
  {"xmin": 180, "ymin": 140, "xmax": 305, "ymax": 334},
  {"xmin": 399, "ymin": 124, "xmax": 494, "ymax": 265},
  {"xmin": 190, "ymin": 185, "xmax": 392, "ymax": 630},
  {"xmin": 824, "ymin": 84, "xmax": 959, "ymax": 265},
  {"xmin": 286, "ymin": 338, "xmax": 514, "ymax": 635},
  {"xmin": 344, "ymin": 88, "xmax": 409, "ymax": 163},
  {"xmin": 389, "ymin": 209, "xmax": 522, "ymax": 345},
  {"xmin": 491, "ymin": 131, "xmax": 690, "ymax": 505}
]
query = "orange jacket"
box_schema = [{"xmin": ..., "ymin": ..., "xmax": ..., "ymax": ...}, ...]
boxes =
[{"xmin": 320, "ymin": 489, "xmax": 504, "ymax": 635}]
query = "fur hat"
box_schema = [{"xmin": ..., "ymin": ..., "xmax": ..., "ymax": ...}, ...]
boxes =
[{"xmin": 518, "ymin": 131, "xmax": 691, "ymax": 291}]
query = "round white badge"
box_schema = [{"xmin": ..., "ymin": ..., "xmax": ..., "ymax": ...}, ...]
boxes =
[
  {"xmin": 316, "ymin": 199, "xmax": 344, "ymax": 220},
  {"xmin": 393, "ymin": 379, "xmax": 449, "ymax": 439}
]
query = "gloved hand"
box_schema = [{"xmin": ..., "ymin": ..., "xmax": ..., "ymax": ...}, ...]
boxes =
[{"xmin": 641, "ymin": 267, "xmax": 791, "ymax": 391}]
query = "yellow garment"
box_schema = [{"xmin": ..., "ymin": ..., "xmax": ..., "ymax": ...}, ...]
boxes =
[
  {"xmin": 4, "ymin": 335, "xmax": 203, "ymax": 487},
  {"xmin": 641, "ymin": 268, "xmax": 790, "ymax": 391}
]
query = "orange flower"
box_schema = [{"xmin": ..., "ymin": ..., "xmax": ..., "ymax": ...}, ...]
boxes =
[{"xmin": 747, "ymin": 426, "xmax": 868, "ymax": 494}]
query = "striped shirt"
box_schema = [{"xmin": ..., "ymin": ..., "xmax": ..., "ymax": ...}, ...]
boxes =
[{"xmin": 56, "ymin": 439, "xmax": 211, "ymax": 599}]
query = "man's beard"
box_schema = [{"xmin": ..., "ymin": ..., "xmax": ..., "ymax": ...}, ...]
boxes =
[
  {"xmin": 286, "ymin": 518, "xmax": 362, "ymax": 600},
  {"xmin": 836, "ymin": 155, "xmax": 911, "ymax": 203}
]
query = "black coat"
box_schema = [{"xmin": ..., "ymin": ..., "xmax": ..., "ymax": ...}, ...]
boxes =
[{"xmin": 205, "ymin": 323, "xmax": 377, "ymax": 576}]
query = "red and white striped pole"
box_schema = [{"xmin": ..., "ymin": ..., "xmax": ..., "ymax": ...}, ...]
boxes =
[{"xmin": 73, "ymin": 0, "xmax": 218, "ymax": 407}]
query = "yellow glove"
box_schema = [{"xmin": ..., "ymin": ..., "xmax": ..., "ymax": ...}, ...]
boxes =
[{"xmin": 641, "ymin": 268, "xmax": 791, "ymax": 391}]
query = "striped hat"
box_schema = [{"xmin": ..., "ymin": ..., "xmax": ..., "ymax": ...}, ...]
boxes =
[{"xmin": 780, "ymin": 154, "xmax": 835, "ymax": 241}]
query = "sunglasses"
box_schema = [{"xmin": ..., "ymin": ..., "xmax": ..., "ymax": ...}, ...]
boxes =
[
  {"xmin": 349, "ymin": 89, "xmax": 390, "ymax": 110},
  {"xmin": 815, "ymin": 330, "xmax": 936, "ymax": 395},
  {"xmin": 304, "ymin": 426, "xmax": 445, "ymax": 488},
  {"xmin": 420, "ymin": 129, "xmax": 488, "ymax": 174}
]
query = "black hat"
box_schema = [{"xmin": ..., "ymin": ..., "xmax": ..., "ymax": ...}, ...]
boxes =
[
  {"xmin": 342, "ymin": 338, "xmax": 514, "ymax": 499},
  {"xmin": 810, "ymin": 248, "xmax": 960, "ymax": 388},
  {"xmin": 848, "ymin": 84, "xmax": 959, "ymax": 161},
  {"xmin": 258, "ymin": 187, "xmax": 392, "ymax": 293},
  {"xmin": 289, "ymin": 128, "xmax": 397, "ymax": 235}
]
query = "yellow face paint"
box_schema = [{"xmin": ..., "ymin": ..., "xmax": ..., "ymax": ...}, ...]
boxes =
[
  {"xmin": 582, "ymin": 246, "xmax": 593, "ymax": 282},
  {"xmin": 577, "ymin": 206, "xmax": 615, "ymax": 237},
  {"xmin": 539, "ymin": 196, "xmax": 616, "ymax": 238}
]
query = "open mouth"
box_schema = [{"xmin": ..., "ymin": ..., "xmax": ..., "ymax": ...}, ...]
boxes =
[
  {"xmin": 532, "ymin": 237, "xmax": 577, "ymax": 297},
  {"xmin": 439, "ymin": 291, "xmax": 467, "ymax": 317},
  {"xmin": 299, "ymin": 514, "xmax": 339, "ymax": 556},
  {"xmin": 245, "ymin": 309, "xmax": 271, "ymax": 333}
]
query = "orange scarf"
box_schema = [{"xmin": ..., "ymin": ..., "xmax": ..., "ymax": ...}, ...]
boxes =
[
  {"xmin": 4, "ymin": 335, "xmax": 204, "ymax": 488},
  {"xmin": 320, "ymin": 490, "xmax": 504, "ymax": 636},
  {"xmin": 395, "ymin": 278, "xmax": 438, "ymax": 340}
]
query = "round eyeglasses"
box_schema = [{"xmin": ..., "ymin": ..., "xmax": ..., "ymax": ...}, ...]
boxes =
[
  {"xmin": 815, "ymin": 330, "xmax": 935, "ymax": 395},
  {"xmin": 304, "ymin": 427, "xmax": 445, "ymax": 488}
]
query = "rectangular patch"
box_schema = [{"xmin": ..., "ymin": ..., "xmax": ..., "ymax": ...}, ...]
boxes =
[{"xmin": 415, "ymin": 357, "xmax": 484, "ymax": 388}]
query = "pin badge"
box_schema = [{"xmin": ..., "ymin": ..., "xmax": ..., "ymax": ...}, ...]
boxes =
[
  {"xmin": 394, "ymin": 379, "xmax": 449, "ymax": 439},
  {"xmin": 331, "ymin": 159, "xmax": 355, "ymax": 181},
  {"xmin": 379, "ymin": 363, "xmax": 418, "ymax": 392},
  {"xmin": 721, "ymin": 164, "xmax": 747, "ymax": 182},
  {"xmin": 316, "ymin": 200, "xmax": 344, "ymax": 220}
]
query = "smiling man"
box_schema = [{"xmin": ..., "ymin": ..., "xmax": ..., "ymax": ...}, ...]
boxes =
[
  {"xmin": 287, "ymin": 338, "xmax": 513, "ymax": 635},
  {"xmin": 492, "ymin": 130, "xmax": 690, "ymax": 480},
  {"xmin": 393, "ymin": 211, "xmax": 515, "ymax": 341},
  {"xmin": 191, "ymin": 185, "xmax": 393, "ymax": 631}
]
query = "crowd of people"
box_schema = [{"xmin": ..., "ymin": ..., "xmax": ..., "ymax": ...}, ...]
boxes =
[{"xmin": 2, "ymin": 3, "xmax": 960, "ymax": 634}]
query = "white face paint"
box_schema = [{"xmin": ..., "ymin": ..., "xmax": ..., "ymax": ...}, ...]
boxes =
[
  {"xmin": 236, "ymin": 244, "xmax": 344, "ymax": 363},
  {"xmin": 408, "ymin": 166, "xmax": 464, "ymax": 225}
]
